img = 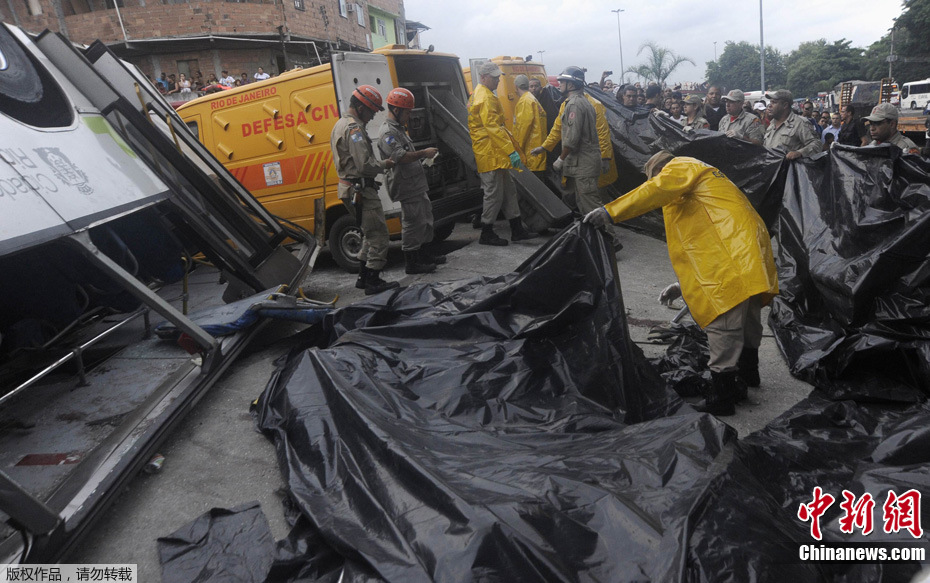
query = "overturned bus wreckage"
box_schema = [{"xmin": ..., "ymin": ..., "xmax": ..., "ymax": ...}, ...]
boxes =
[{"xmin": 0, "ymin": 23, "xmax": 317, "ymax": 563}]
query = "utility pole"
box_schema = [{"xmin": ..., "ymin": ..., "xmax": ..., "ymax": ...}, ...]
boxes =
[
  {"xmin": 759, "ymin": 0, "xmax": 765, "ymax": 92},
  {"xmin": 611, "ymin": 9, "xmax": 625, "ymax": 84}
]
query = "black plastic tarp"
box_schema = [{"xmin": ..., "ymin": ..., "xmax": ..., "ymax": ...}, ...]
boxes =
[
  {"xmin": 252, "ymin": 224, "xmax": 752, "ymax": 582},
  {"xmin": 769, "ymin": 145, "xmax": 930, "ymax": 401},
  {"xmin": 159, "ymin": 223, "xmax": 930, "ymax": 582},
  {"xmin": 587, "ymin": 93, "xmax": 788, "ymax": 238}
]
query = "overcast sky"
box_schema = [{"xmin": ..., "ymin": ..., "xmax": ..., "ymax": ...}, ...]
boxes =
[{"xmin": 403, "ymin": 0, "xmax": 903, "ymax": 88}]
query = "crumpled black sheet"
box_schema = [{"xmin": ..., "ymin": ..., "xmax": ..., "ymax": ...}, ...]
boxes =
[
  {"xmin": 586, "ymin": 91, "xmax": 788, "ymax": 238},
  {"xmin": 252, "ymin": 224, "xmax": 759, "ymax": 582},
  {"xmin": 698, "ymin": 393, "xmax": 930, "ymax": 583},
  {"xmin": 770, "ymin": 145, "xmax": 930, "ymax": 401},
  {"xmin": 648, "ymin": 322, "xmax": 711, "ymax": 398},
  {"xmin": 160, "ymin": 223, "xmax": 930, "ymax": 582}
]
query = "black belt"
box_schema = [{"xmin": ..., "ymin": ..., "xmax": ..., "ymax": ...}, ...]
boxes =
[{"xmin": 341, "ymin": 177, "xmax": 379, "ymax": 189}]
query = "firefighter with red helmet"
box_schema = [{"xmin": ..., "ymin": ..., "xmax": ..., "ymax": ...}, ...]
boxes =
[
  {"xmin": 377, "ymin": 87, "xmax": 447, "ymax": 275},
  {"xmin": 331, "ymin": 84, "xmax": 398, "ymax": 295}
]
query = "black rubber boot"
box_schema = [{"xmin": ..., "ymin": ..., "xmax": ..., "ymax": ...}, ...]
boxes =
[
  {"xmin": 422, "ymin": 246, "xmax": 446, "ymax": 264},
  {"xmin": 509, "ymin": 218, "xmax": 536, "ymax": 242},
  {"xmin": 479, "ymin": 224, "xmax": 508, "ymax": 246},
  {"xmin": 404, "ymin": 250, "xmax": 436, "ymax": 274},
  {"xmin": 694, "ymin": 371, "xmax": 737, "ymax": 416},
  {"xmin": 737, "ymin": 346, "xmax": 760, "ymax": 388},
  {"xmin": 364, "ymin": 269, "xmax": 400, "ymax": 295},
  {"xmin": 355, "ymin": 264, "xmax": 369, "ymax": 290}
]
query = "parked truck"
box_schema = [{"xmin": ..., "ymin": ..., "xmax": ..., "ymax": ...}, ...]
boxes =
[{"xmin": 178, "ymin": 47, "xmax": 569, "ymax": 271}]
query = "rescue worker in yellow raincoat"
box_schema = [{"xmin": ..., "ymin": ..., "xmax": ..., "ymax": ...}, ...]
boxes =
[
  {"xmin": 584, "ymin": 151, "xmax": 779, "ymax": 416},
  {"xmin": 512, "ymin": 74, "xmax": 547, "ymax": 181},
  {"xmin": 467, "ymin": 61, "xmax": 535, "ymax": 246}
]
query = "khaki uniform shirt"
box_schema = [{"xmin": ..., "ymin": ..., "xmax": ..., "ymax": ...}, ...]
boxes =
[
  {"xmin": 560, "ymin": 92, "xmax": 601, "ymax": 179},
  {"xmin": 870, "ymin": 132, "xmax": 919, "ymax": 154},
  {"xmin": 378, "ymin": 118, "xmax": 429, "ymax": 202},
  {"xmin": 685, "ymin": 115, "xmax": 709, "ymax": 130},
  {"xmin": 763, "ymin": 112, "xmax": 821, "ymax": 158},
  {"xmin": 718, "ymin": 111, "xmax": 764, "ymax": 143},
  {"xmin": 331, "ymin": 113, "xmax": 384, "ymax": 201}
]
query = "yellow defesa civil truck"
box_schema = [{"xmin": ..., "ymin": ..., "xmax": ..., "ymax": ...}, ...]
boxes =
[{"xmin": 178, "ymin": 48, "xmax": 484, "ymax": 271}]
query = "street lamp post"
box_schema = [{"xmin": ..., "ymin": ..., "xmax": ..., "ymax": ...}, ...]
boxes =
[
  {"xmin": 714, "ymin": 41, "xmax": 717, "ymax": 62},
  {"xmin": 759, "ymin": 0, "xmax": 765, "ymax": 92},
  {"xmin": 537, "ymin": 50, "xmax": 545, "ymax": 64},
  {"xmin": 611, "ymin": 8, "xmax": 625, "ymax": 84}
]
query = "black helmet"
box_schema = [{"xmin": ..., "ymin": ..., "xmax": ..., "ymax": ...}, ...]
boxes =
[{"xmin": 557, "ymin": 66, "xmax": 585, "ymax": 87}]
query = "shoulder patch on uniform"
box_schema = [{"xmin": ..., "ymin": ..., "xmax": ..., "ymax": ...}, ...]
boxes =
[
  {"xmin": 351, "ymin": 132, "xmax": 364, "ymax": 142},
  {"xmin": 569, "ymin": 111, "xmax": 576, "ymax": 120},
  {"xmin": 385, "ymin": 135, "xmax": 396, "ymax": 145}
]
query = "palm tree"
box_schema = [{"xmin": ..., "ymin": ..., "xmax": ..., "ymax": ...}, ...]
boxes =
[{"xmin": 626, "ymin": 41, "xmax": 695, "ymax": 85}]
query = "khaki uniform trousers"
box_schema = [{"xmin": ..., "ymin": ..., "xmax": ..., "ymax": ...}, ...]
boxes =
[
  {"xmin": 704, "ymin": 295, "xmax": 763, "ymax": 373},
  {"xmin": 358, "ymin": 187, "xmax": 389, "ymax": 271},
  {"xmin": 479, "ymin": 169, "xmax": 520, "ymax": 225},
  {"xmin": 400, "ymin": 194, "xmax": 434, "ymax": 251}
]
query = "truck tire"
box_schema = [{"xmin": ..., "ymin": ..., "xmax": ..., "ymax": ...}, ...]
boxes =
[
  {"xmin": 328, "ymin": 214, "xmax": 363, "ymax": 273},
  {"xmin": 432, "ymin": 222, "xmax": 455, "ymax": 243}
]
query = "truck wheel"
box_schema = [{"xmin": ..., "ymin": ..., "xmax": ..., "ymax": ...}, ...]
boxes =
[
  {"xmin": 432, "ymin": 222, "xmax": 455, "ymax": 243},
  {"xmin": 328, "ymin": 214, "xmax": 363, "ymax": 273}
]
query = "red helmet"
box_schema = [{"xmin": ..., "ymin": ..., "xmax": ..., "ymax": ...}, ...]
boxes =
[
  {"xmin": 352, "ymin": 85, "xmax": 384, "ymax": 112},
  {"xmin": 386, "ymin": 87, "xmax": 415, "ymax": 109}
]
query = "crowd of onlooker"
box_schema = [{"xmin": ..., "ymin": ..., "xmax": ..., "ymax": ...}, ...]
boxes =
[
  {"xmin": 149, "ymin": 67, "xmax": 274, "ymax": 98},
  {"xmin": 592, "ymin": 72, "xmax": 928, "ymax": 155}
]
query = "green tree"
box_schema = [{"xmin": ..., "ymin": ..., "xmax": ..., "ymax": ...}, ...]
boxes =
[
  {"xmin": 785, "ymin": 39, "xmax": 865, "ymax": 98},
  {"xmin": 626, "ymin": 41, "xmax": 695, "ymax": 85},
  {"xmin": 705, "ymin": 41, "xmax": 786, "ymax": 91},
  {"xmin": 893, "ymin": 0, "xmax": 930, "ymax": 81}
]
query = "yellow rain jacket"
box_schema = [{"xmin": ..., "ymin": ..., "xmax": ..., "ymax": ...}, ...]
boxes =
[
  {"xmin": 468, "ymin": 84, "xmax": 515, "ymax": 173},
  {"xmin": 541, "ymin": 94, "xmax": 618, "ymax": 187},
  {"xmin": 513, "ymin": 92, "xmax": 547, "ymax": 171},
  {"xmin": 604, "ymin": 156, "xmax": 778, "ymax": 328}
]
